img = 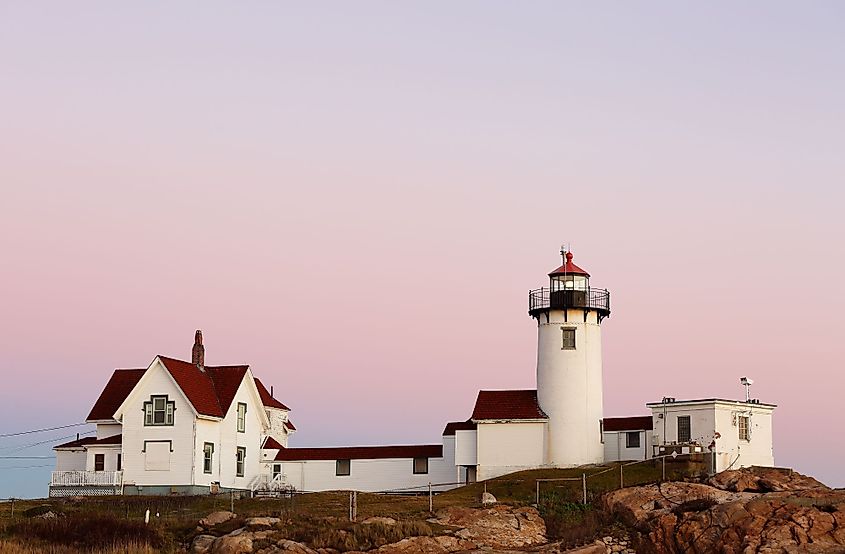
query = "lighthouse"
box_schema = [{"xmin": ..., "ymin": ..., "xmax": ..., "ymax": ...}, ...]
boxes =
[{"xmin": 529, "ymin": 249, "xmax": 610, "ymax": 467}]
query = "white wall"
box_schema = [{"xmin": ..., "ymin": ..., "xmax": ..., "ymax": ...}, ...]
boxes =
[
  {"xmin": 713, "ymin": 404, "xmax": 775, "ymax": 472},
  {"xmin": 603, "ymin": 430, "xmax": 649, "ymax": 462},
  {"xmin": 649, "ymin": 401, "xmax": 775, "ymax": 473},
  {"xmin": 454, "ymin": 430, "xmax": 477, "ymax": 466},
  {"xmin": 266, "ymin": 407, "xmax": 290, "ymax": 447},
  {"xmin": 213, "ymin": 372, "xmax": 265, "ymax": 490},
  {"xmin": 476, "ymin": 422, "xmax": 545, "ymax": 481},
  {"xmin": 119, "ymin": 360, "xmax": 197, "ymax": 487},
  {"xmin": 96, "ymin": 423, "xmax": 122, "ymax": 439},
  {"xmin": 279, "ymin": 455, "xmax": 455, "ymax": 492},
  {"xmin": 86, "ymin": 446, "xmax": 121, "ymax": 472},
  {"xmin": 536, "ymin": 309, "xmax": 604, "ymax": 466},
  {"xmin": 55, "ymin": 449, "xmax": 87, "ymax": 471}
]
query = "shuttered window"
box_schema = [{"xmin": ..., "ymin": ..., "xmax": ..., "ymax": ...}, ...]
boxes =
[{"xmin": 144, "ymin": 395, "xmax": 174, "ymax": 426}]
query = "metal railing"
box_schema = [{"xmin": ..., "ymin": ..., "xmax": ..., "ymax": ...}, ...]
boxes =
[
  {"xmin": 50, "ymin": 470, "xmax": 123, "ymax": 487},
  {"xmin": 528, "ymin": 287, "xmax": 611, "ymax": 315}
]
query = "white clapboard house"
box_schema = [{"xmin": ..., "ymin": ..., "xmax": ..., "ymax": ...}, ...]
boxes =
[
  {"xmin": 51, "ymin": 331, "xmax": 296, "ymax": 496},
  {"xmin": 53, "ymin": 250, "xmax": 777, "ymax": 496}
]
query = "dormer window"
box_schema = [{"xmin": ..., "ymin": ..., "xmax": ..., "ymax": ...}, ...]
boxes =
[{"xmin": 144, "ymin": 395, "xmax": 175, "ymax": 426}]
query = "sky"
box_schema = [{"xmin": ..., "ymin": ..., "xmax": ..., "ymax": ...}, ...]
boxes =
[{"xmin": 1, "ymin": 2, "xmax": 843, "ymax": 498}]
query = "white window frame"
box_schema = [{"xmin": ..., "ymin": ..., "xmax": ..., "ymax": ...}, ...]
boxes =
[
  {"xmin": 236, "ymin": 447, "xmax": 246, "ymax": 477},
  {"xmin": 738, "ymin": 415, "xmax": 750, "ymax": 441},
  {"xmin": 203, "ymin": 443, "xmax": 214, "ymax": 474},
  {"xmin": 237, "ymin": 403, "xmax": 247, "ymax": 433},
  {"xmin": 144, "ymin": 395, "xmax": 175, "ymax": 426},
  {"xmin": 561, "ymin": 327, "xmax": 576, "ymax": 350}
]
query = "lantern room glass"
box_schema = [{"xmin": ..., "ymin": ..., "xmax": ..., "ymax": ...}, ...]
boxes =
[{"xmin": 550, "ymin": 274, "xmax": 589, "ymax": 292}]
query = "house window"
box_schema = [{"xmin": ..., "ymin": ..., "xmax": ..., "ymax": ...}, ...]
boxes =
[
  {"xmin": 117, "ymin": 453, "xmax": 122, "ymax": 471},
  {"xmin": 203, "ymin": 443, "xmax": 214, "ymax": 474},
  {"xmin": 677, "ymin": 415, "xmax": 691, "ymax": 443},
  {"xmin": 599, "ymin": 420, "xmax": 604, "ymax": 443},
  {"xmin": 413, "ymin": 457, "xmax": 429, "ymax": 474},
  {"xmin": 272, "ymin": 464, "xmax": 282, "ymax": 479},
  {"xmin": 626, "ymin": 432, "xmax": 641, "ymax": 449},
  {"xmin": 144, "ymin": 395, "xmax": 175, "ymax": 426},
  {"xmin": 561, "ymin": 327, "xmax": 576, "ymax": 350},
  {"xmin": 94, "ymin": 454, "xmax": 105, "ymax": 471},
  {"xmin": 237, "ymin": 403, "xmax": 247, "ymax": 433},
  {"xmin": 236, "ymin": 447, "xmax": 246, "ymax": 477},
  {"xmin": 738, "ymin": 416, "xmax": 750, "ymax": 441},
  {"xmin": 144, "ymin": 440, "xmax": 173, "ymax": 471},
  {"xmin": 336, "ymin": 459, "xmax": 351, "ymax": 476}
]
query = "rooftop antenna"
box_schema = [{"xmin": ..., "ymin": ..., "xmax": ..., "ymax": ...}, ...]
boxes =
[{"xmin": 740, "ymin": 376, "xmax": 754, "ymax": 402}]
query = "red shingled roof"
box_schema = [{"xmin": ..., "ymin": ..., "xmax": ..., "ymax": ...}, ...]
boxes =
[
  {"xmin": 471, "ymin": 390, "xmax": 548, "ymax": 421},
  {"xmin": 86, "ymin": 369, "xmax": 146, "ymax": 421},
  {"xmin": 263, "ymin": 436, "xmax": 284, "ymax": 449},
  {"xmin": 54, "ymin": 434, "xmax": 122, "ymax": 449},
  {"xmin": 548, "ymin": 251, "xmax": 590, "ymax": 277},
  {"xmin": 87, "ymin": 356, "xmax": 293, "ymax": 422},
  {"xmin": 285, "ymin": 420, "xmax": 296, "ymax": 431},
  {"xmin": 603, "ymin": 416, "xmax": 653, "ymax": 432},
  {"xmin": 442, "ymin": 421, "xmax": 477, "ymax": 436},
  {"xmin": 157, "ymin": 356, "xmax": 227, "ymax": 417},
  {"xmin": 275, "ymin": 444, "xmax": 442, "ymax": 461},
  {"xmin": 255, "ymin": 378, "xmax": 290, "ymax": 410}
]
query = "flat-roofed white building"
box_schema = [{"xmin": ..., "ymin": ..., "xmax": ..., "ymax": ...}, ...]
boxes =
[{"xmin": 647, "ymin": 398, "xmax": 776, "ymax": 473}]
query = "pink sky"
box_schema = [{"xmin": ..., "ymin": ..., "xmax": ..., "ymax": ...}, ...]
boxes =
[{"xmin": 1, "ymin": 2, "xmax": 843, "ymax": 497}]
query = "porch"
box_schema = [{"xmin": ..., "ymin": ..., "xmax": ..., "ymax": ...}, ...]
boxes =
[{"xmin": 49, "ymin": 470, "xmax": 123, "ymax": 497}]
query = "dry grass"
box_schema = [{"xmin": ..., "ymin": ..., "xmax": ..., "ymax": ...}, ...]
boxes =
[
  {"xmin": 0, "ymin": 461, "xmax": 703, "ymax": 552},
  {"xmin": 0, "ymin": 540, "xmax": 156, "ymax": 553}
]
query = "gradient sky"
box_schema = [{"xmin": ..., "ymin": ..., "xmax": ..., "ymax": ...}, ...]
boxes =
[{"xmin": 1, "ymin": 2, "xmax": 843, "ymax": 498}]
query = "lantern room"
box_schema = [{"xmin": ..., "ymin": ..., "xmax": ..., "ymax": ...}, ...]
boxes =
[
  {"xmin": 528, "ymin": 249, "xmax": 610, "ymax": 320},
  {"xmin": 548, "ymin": 251, "xmax": 590, "ymax": 291}
]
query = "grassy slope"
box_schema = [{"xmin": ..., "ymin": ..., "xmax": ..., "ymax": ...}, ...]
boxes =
[{"xmin": 0, "ymin": 459, "xmax": 702, "ymax": 552}]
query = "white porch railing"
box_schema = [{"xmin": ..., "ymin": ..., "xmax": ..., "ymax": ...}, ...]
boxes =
[
  {"xmin": 251, "ymin": 473, "xmax": 290, "ymax": 496},
  {"xmin": 50, "ymin": 471, "xmax": 123, "ymax": 487}
]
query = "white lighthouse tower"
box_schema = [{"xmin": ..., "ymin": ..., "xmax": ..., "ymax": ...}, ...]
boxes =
[{"xmin": 529, "ymin": 248, "xmax": 610, "ymax": 467}]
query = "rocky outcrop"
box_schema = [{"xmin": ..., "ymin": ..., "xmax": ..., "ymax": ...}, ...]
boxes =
[
  {"xmin": 603, "ymin": 467, "xmax": 845, "ymax": 553},
  {"xmin": 430, "ymin": 505, "xmax": 546, "ymax": 549},
  {"xmin": 200, "ymin": 511, "xmax": 237, "ymax": 528},
  {"xmin": 708, "ymin": 466, "xmax": 829, "ymax": 493}
]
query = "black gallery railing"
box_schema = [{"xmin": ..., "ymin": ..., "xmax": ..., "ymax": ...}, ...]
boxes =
[{"xmin": 528, "ymin": 287, "xmax": 611, "ymax": 314}]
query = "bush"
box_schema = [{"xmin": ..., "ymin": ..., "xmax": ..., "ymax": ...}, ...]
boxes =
[
  {"xmin": 310, "ymin": 520, "xmax": 432, "ymax": 551},
  {"xmin": 10, "ymin": 514, "xmax": 165, "ymax": 550},
  {"xmin": 539, "ymin": 493, "xmax": 607, "ymax": 546}
]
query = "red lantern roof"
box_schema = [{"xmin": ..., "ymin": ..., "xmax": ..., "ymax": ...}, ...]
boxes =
[{"xmin": 548, "ymin": 251, "xmax": 590, "ymax": 277}]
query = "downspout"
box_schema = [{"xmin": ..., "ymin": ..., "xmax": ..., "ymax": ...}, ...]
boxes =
[{"xmin": 191, "ymin": 418, "xmax": 197, "ymax": 488}]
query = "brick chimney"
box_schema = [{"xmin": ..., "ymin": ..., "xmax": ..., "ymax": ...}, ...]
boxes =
[{"xmin": 192, "ymin": 330, "xmax": 205, "ymax": 368}]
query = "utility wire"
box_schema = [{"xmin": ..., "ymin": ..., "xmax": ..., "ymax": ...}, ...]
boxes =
[
  {"xmin": 0, "ymin": 423, "xmax": 88, "ymax": 439},
  {"xmin": 0, "ymin": 431, "xmax": 95, "ymax": 453},
  {"xmin": 0, "ymin": 456, "xmax": 55, "ymax": 459},
  {"xmin": 0, "ymin": 464, "xmax": 54, "ymax": 470}
]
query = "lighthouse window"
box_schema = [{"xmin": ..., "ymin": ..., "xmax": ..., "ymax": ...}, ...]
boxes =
[{"xmin": 561, "ymin": 328, "xmax": 576, "ymax": 350}]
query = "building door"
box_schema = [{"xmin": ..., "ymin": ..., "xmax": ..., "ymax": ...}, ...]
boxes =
[{"xmin": 463, "ymin": 466, "xmax": 477, "ymax": 484}]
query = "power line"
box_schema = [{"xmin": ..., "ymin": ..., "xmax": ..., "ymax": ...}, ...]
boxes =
[
  {"xmin": 0, "ymin": 431, "xmax": 95, "ymax": 453},
  {"xmin": 0, "ymin": 423, "xmax": 88, "ymax": 439},
  {"xmin": 0, "ymin": 464, "xmax": 54, "ymax": 470},
  {"xmin": 0, "ymin": 456, "xmax": 54, "ymax": 459}
]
